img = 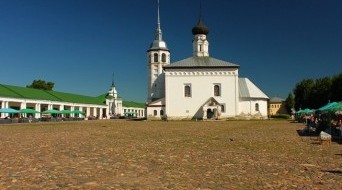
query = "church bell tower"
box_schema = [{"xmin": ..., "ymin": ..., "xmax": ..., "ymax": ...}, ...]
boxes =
[
  {"xmin": 147, "ymin": 0, "xmax": 170, "ymax": 103},
  {"xmin": 192, "ymin": 17, "xmax": 209, "ymax": 57}
]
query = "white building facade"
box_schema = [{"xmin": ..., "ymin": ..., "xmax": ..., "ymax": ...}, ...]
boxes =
[
  {"xmin": 146, "ymin": 3, "xmax": 268, "ymax": 120},
  {"xmin": 0, "ymin": 81, "xmax": 146, "ymax": 120}
]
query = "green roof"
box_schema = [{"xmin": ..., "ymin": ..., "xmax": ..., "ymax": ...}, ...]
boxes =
[
  {"xmin": 0, "ymin": 83, "xmax": 145, "ymax": 108},
  {"xmin": 0, "ymin": 83, "xmax": 105, "ymax": 105},
  {"xmin": 123, "ymin": 101, "xmax": 145, "ymax": 108}
]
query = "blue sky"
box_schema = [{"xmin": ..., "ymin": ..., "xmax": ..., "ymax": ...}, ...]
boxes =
[{"xmin": 0, "ymin": 0, "xmax": 341, "ymax": 103}]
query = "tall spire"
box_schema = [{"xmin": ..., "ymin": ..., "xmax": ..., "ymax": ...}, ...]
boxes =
[
  {"xmin": 155, "ymin": 0, "xmax": 162, "ymax": 41},
  {"xmin": 149, "ymin": 0, "xmax": 168, "ymax": 50},
  {"xmin": 199, "ymin": 0, "xmax": 202, "ymax": 20},
  {"xmin": 111, "ymin": 72, "xmax": 115, "ymax": 87}
]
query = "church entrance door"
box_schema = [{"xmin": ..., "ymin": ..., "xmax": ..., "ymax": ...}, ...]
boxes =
[{"xmin": 206, "ymin": 108, "xmax": 216, "ymax": 119}]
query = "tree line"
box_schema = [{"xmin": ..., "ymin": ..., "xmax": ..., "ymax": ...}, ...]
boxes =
[
  {"xmin": 27, "ymin": 80, "xmax": 55, "ymax": 91},
  {"xmin": 285, "ymin": 73, "xmax": 342, "ymax": 112}
]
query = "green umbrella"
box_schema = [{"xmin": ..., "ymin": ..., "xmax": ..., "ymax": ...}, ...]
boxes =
[
  {"xmin": 60, "ymin": 110, "xmax": 72, "ymax": 114},
  {"xmin": 303, "ymin": 108, "xmax": 314, "ymax": 114},
  {"xmin": 329, "ymin": 102, "xmax": 342, "ymax": 112},
  {"xmin": 296, "ymin": 108, "xmax": 313, "ymax": 115},
  {"xmin": 42, "ymin": 109, "xmax": 61, "ymax": 114},
  {"xmin": 318, "ymin": 102, "xmax": 337, "ymax": 112},
  {"xmin": 0, "ymin": 108, "xmax": 19, "ymax": 113},
  {"xmin": 71, "ymin": 110, "xmax": 85, "ymax": 115},
  {"xmin": 19, "ymin": 108, "xmax": 40, "ymax": 114}
]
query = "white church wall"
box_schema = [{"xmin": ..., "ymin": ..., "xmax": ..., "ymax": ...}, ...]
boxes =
[
  {"xmin": 239, "ymin": 99, "xmax": 268, "ymax": 118},
  {"xmin": 146, "ymin": 106, "xmax": 165, "ymax": 119},
  {"xmin": 165, "ymin": 68, "xmax": 239, "ymax": 119},
  {"xmin": 146, "ymin": 98, "xmax": 165, "ymax": 119}
]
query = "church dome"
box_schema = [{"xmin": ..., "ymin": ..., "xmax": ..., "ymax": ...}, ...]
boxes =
[
  {"xmin": 149, "ymin": 39, "xmax": 168, "ymax": 50},
  {"xmin": 192, "ymin": 19, "xmax": 209, "ymax": 35}
]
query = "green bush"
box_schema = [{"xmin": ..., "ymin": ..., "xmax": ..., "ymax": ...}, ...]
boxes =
[{"xmin": 270, "ymin": 114, "xmax": 290, "ymax": 120}]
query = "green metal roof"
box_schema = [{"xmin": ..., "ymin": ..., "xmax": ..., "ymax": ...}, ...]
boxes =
[
  {"xmin": 0, "ymin": 83, "xmax": 145, "ymax": 108},
  {"xmin": 0, "ymin": 83, "xmax": 105, "ymax": 105},
  {"xmin": 123, "ymin": 101, "xmax": 145, "ymax": 108}
]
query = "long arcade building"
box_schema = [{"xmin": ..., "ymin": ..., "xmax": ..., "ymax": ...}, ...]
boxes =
[{"xmin": 0, "ymin": 83, "xmax": 145, "ymax": 119}]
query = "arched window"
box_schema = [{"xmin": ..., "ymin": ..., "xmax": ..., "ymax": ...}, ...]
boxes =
[
  {"xmin": 160, "ymin": 110, "xmax": 164, "ymax": 116},
  {"xmin": 184, "ymin": 85, "xmax": 191, "ymax": 97},
  {"xmin": 255, "ymin": 103, "xmax": 259, "ymax": 112},
  {"xmin": 162, "ymin": 53, "xmax": 166, "ymax": 62},
  {"xmin": 214, "ymin": 85, "xmax": 220, "ymax": 96},
  {"xmin": 153, "ymin": 53, "xmax": 158, "ymax": 62},
  {"xmin": 153, "ymin": 110, "xmax": 157, "ymax": 116},
  {"xmin": 221, "ymin": 105, "xmax": 225, "ymax": 113}
]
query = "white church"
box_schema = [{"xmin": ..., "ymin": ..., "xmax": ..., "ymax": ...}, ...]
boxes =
[{"xmin": 146, "ymin": 3, "xmax": 269, "ymax": 120}]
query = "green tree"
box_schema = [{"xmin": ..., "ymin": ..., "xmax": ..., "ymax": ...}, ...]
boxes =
[
  {"xmin": 292, "ymin": 73, "xmax": 341, "ymax": 110},
  {"xmin": 293, "ymin": 79, "xmax": 314, "ymax": 110},
  {"xmin": 285, "ymin": 93, "xmax": 295, "ymax": 115},
  {"xmin": 331, "ymin": 73, "xmax": 342, "ymax": 102},
  {"xmin": 311, "ymin": 77, "xmax": 332, "ymax": 108},
  {"xmin": 26, "ymin": 80, "xmax": 55, "ymax": 90}
]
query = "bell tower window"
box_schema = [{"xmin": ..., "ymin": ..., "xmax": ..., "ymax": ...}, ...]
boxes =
[
  {"xmin": 154, "ymin": 53, "xmax": 158, "ymax": 62},
  {"xmin": 162, "ymin": 53, "xmax": 166, "ymax": 62}
]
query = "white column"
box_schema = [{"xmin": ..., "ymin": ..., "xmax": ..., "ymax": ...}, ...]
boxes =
[
  {"xmin": 71, "ymin": 106, "xmax": 75, "ymax": 117},
  {"xmin": 48, "ymin": 104, "xmax": 53, "ymax": 110},
  {"xmin": 1, "ymin": 101, "xmax": 5, "ymax": 118},
  {"xmin": 4, "ymin": 101, "xmax": 9, "ymax": 117},
  {"xmin": 20, "ymin": 102, "xmax": 26, "ymax": 118},
  {"xmin": 86, "ymin": 107, "xmax": 90, "ymax": 117},
  {"xmin": 35, "ymin": 104, "xmax": 41, "ymax": 118},
  {"xmin": 20, "ymin": 102, "xmax": 26, "ymax": 109},
  {"xmin": 59, "ymin": 105, "xmax": 64, "ymax": 118},
  {"xmin": 99, "ymin": 108, "xmax": 103, "ymax": 119},
  {"xmin": 93, "ymin": 107, "xmax": 97, "ymax": 118}
]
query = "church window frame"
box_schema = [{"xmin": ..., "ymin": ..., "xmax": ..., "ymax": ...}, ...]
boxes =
[
  {"xmin": 255, "ymin": 103, "xmax": 260, "ymax": 112},
  {"xmin": 160, "ymin": 110, "xmax": 164, "ymax": 116},
  {"xmin": 162, "ymin": 53, "xmax": 166, "ymax": 62},
  {"xmin": 214, "ymin": 84, "xmax": 221, "ymax": 96},
  {"xmin": 221, "ymin": 104, "xmax": 225, "ymax": 113},
  {"xmin": 153, "ymin": 53, "xmax": 158, "ymax": 62},
  {"xmin": 184, "ymin": 84, "xmax": 192, "ymax": 97},
  {"xmin": 153, "ymin": 110, "xmax": 158, "ymax": 116}
]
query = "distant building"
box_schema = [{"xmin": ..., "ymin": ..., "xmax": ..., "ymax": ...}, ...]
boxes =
[
  {"xmin": 268, "ymin": 97, "xmax": 288, "ymax": 115},
  {"xmin": 145, "ymin": 2, "xmax": 269, "ymax": 120},
  {"xmin": 0, "ymin": 82, "xmax": 145, "ymax": 119}
]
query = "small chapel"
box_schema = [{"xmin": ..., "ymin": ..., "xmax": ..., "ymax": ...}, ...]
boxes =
[{"xmin": 146, "ymin": 2, "xmax": 269, "ymax": 120}]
